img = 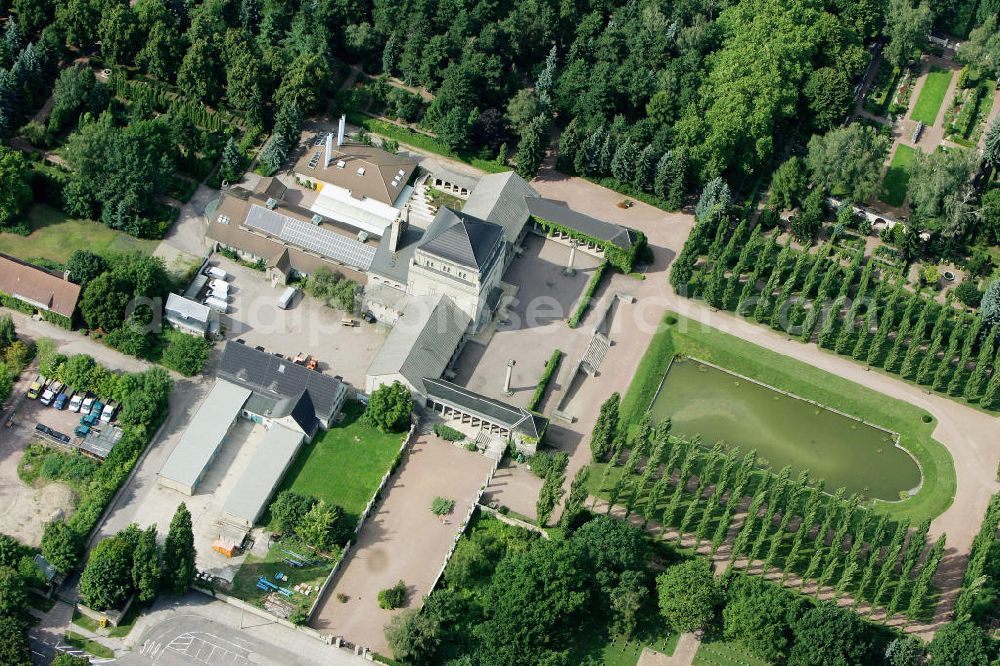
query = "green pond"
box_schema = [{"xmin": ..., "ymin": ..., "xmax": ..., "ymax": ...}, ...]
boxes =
[{"xmin": 649, "ymin": 358, "xmax": 921, "ymax": 501}]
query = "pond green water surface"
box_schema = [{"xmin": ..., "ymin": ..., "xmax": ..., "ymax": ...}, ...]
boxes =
[{"xmin": 650, "ymin": 358, "xmax": 922, "ymax": 500}]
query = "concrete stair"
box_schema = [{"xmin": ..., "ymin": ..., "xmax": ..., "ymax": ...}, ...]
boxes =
[
  {"xmin": 581, "ymin": 332, "xmax": 610, "ymax": 375},
  {"xmin": 407, "ymin": 176, "xmax": 436, "ymax": 228},
  {"xmin": 476, "ymin": 429, "xmax": 507, "ymax": 461}
]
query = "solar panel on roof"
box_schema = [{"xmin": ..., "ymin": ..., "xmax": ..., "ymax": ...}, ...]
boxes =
[{"xmin": 244, "ymin": 205, "xmax": 376, "ymax": 270}]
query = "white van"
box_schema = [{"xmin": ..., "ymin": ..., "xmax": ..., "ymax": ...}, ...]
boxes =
[
  {"xmin": 205, "ymin": 296, "xmax": 228, "ymax": 314},
  {"xmin": 277, "ymin": 286, "xmax": 299, "ymax": 310},
  {"xmin": 209, "ymin": 287, "xmax": 229, "ymax": 301},
  {"xmin": 206, "ymin": 267, "xmax": 228, "ymax": 281}
]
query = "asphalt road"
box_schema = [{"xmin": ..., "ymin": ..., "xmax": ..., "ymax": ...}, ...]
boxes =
[{"xmin": 120, "ymin": 614, "xmax": 326, "ymax": 666}]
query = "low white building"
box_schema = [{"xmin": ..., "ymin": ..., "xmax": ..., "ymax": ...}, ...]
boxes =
[{"xmin": 164, "ymin": 293, "xmax": 213, "ymax": 337}]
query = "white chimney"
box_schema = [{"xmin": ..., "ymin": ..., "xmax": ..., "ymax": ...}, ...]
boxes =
[
  {"xmin": 324, "ymin": 133, "xmax": 333, "ymax": 167},
  {"xmin": 337, "ymin": 115, "xmax": 346, "ymax": 146},
  {"xmin": 389, "ymin": 215, "xmax": 403, "ymax": 253}
]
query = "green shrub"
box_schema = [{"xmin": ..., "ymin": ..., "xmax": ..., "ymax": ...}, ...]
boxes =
[
  {"xmin": 528, "ymin": 349, "xmax": 563, "ymax": 410},
  {"xmin": 378, "ymin": 580, "xmax": 407, "ymax": 609},
  {"xmin": 432, "ymin": 424, "xmax": 465, "ymax": 441},
  {"xmin": 430, "ymin": 497, "xmax": 455, "ymax": 516},
  {"xmin": 568, "ymin": 263, "xmax": 609, "ymax": 328}
]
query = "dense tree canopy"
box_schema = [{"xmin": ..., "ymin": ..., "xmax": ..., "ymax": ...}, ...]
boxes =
[
  {"xmin": 806, "ymin": 124, "xmax": 890, "ymax": 203},
  {"xmin": 0, "ymin": 145, "xmax": 31, "ymax": 230},
  {"xmin": 63, "ymin": 112, "xmax": 175, "ymax": 237},
  {"xmin": 656, "ymin": 558, "xmax": 720, "ymax": 632},
  {"xmin": 364, "ymin": 381, "xmax": 413, "ymax": 433},
  {"xmin": 787, "ymin": 603, "xmax": 870, "ymax": 666}
]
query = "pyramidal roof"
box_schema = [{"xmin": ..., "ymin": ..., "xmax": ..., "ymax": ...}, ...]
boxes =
[{"xmin": 417, "ymin": 208, "xmax": 505, "ymax": 270}]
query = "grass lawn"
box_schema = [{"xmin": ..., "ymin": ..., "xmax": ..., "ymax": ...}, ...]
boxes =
[
  {"xmin": 230, "ymin": 538, "xmax": 337, "ymax": 617},
  {"xmin": 426, "ymin": 187, "xmax": 466, "ymax": 211},
  {"xmin": 910, "ymin": 67, "xmax": 953, "ymax": 125},
  {"xmin": 693, "ymin": 636, "xmax": 772, "ymax": 666},
  {"xmin": 271, "ymin": 400, "xmax": 404, "ymax": 525},
  {"xmin": 64, "ymin": 631, "xmax": 114, "ymax": 659},
  {"xmin": 881, "ymin": 144, "xmax": 918, "ymax": 207},
  {"xmin": 0, "ymin": 204, "xmax": 158, "ymax": 266},
  {"xmin": 618, "ymin": 313, "xmax": 955, "ymax": 524}
]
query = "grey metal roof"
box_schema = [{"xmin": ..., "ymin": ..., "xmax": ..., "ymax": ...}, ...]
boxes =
[
  {"xmin": 159, "ymin": 381, "xmax": 252, "ymax": 491},
  {"xmin": 218, "ymin": 341, "xmax": 346, "ymax": 429},
  {"xmin": 417, "ymin": 208, "xmax": 505, "ymax": 270},
  {"xmin": 222, "ymin": 423, "xmax": 303, "ymax": 526},
  {"xmin": 366, "ymin": 295, "xmax": 471, "ymax": 395},
  {"xmin": 462, "ymin": 171, "xmax": 539, "ymax": 244},
  {"xmin": 244, "ymin": 204, "xmax": 377, "ymax": 271},
  {"xmin": 526, "ymin": 198, "xmax": 637, "ymax": 250},
  {"xmin": 80, "ymin": 425, "xmax": 123, "ymax": 460},
  {"xmin": 368, "ymin": 224, "xmax": 424, "ymax": 284},
  {"xmin": 423, "ymin": 378, "xmax": 548, "ymax": 439},
  {"xmin": 165, "ymin": 293, "xmax": 210, "ymax": 330}
]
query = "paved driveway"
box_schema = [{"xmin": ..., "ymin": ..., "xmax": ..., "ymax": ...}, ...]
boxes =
[{"xmin": 311, "ymin": 435, "xmax": 494, "ymax": 654}]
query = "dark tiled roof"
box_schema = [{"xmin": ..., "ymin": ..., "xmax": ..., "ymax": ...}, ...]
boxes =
[
  {"xmin": 218, "ymin": 342, "xmax": 345, "ymax": 430},
  {"xmin": 417, "ymin": 208, "xmax": 505, "ymax": 270},
  {"xmin": 526, "ymin": 198, "xmax": 637, "ymax": 250},
  {"xmin": 423, "ymin": 378, "xmax": 547, "ymax": 439},
  {"xmin": 366, "ymin": 295, "xmax": 471, "ymax": 395}
]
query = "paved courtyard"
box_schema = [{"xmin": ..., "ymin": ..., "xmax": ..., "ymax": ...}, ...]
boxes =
[
  {"xmin": 311, "ymin": 434, "xmax": 494, "ymax": 653},
  {"xmin": 453, "ymin": 234, "xmax": 602, "ymax": 408},
  {"xmin": 212, "ymin": 256, "xmax": 384, "ymax": 388}
]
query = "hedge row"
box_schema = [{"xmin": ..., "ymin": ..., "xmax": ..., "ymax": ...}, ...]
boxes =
[
  {"xmin": 528, "ymin": 349, "xmax": 563, "ymax": 411},
  {"xmin": 568, "ymin": 262, "xmax": 609, "ymax": 328}
]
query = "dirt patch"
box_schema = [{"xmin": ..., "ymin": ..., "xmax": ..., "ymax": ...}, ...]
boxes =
[{"xmin": 0, "ymin": 448, "xmax": 76, "ymax": 547}]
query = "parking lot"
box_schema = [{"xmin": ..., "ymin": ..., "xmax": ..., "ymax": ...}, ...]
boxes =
[
  {"xmin": 209, "ymin": 256, "xmax": 383, "ymax": 388},
  {"xmin": 0, "ymin": 369, "xmax": 79, "ymax": 546}
]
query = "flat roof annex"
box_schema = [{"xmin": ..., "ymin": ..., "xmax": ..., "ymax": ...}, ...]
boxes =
[
  {"xmin": 221, "ymin": 423, "xmax": 303, "ymax": 526},
  {"xmin": 159, "ymin": 381, "xmax": 251, "ymax": 491}
]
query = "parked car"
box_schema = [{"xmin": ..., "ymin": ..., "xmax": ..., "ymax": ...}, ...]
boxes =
[
  {"xmin": 74, "ymin": 423, "xmax": 91, "ymax": 437},
  {"xmin": 40, "ymin": 381, "xmax": 63, "ymax": 406},
  {"xmin": 27, "ymin": 376, "xmax": 46, "ymax": 400},
  {"xmin": 361, "ymin": 310, "xmax": 376, "ymax": 324},
  {"xmin": 69, "ymin": 391, "xmax": 87, "ymax": 413},
  {"xmin": 82, "ymin": 412, "xmax": 100, "ymax": 427},
  {"xmin": 209, "ymin": 279, "xmax": 230, "ymax": 292},
  {"xmin": 277, "ymin": 286, "xmax": 299, "ymax": 310},
  {"xmin": 100, "ymin": 401, "xmax": 117, "ymax": 424},
  {"xmin": 206, "ymin": 266, "xmax": 228, "ymax": 281},
  {"xmin": 81, "ymin": 395, "xmax": 95, "ymax": 414},
  {"xmin": 54, "ymin": 389, "xmax": 71, "ymax": 410}
]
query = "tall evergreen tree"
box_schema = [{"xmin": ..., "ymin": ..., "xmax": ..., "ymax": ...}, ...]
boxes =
[{"xmin": 162, "ymin": 503, "xmax": 196, "ymax": 595}]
